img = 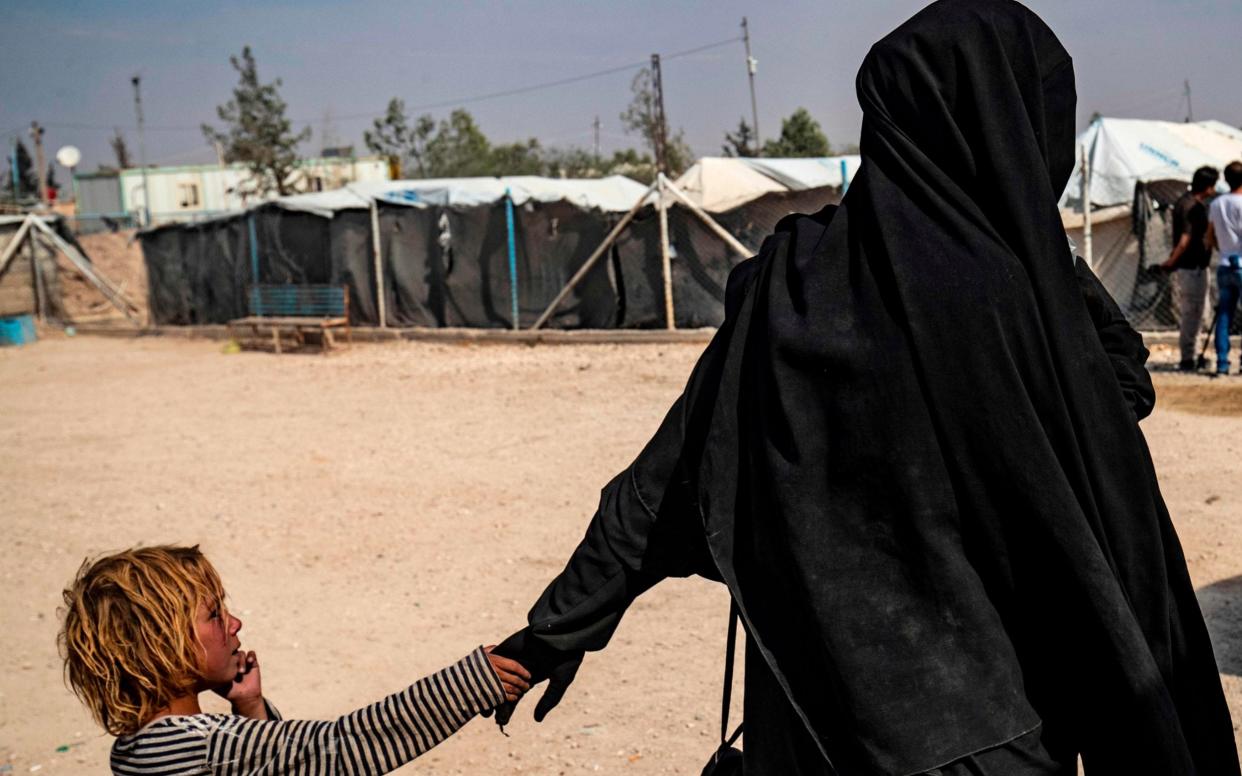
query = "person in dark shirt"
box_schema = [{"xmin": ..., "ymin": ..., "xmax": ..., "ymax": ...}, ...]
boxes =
[{"xmin": 1162, "ymin": 166, "xmax": 1218, "ymax": 369}]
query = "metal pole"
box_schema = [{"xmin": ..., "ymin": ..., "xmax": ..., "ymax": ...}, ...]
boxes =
[
  {"xmin": 1184, "ymin": 79, "xmax": 1193, "ymax": 123},
  {"xmin": 531, "ymin": 179, "xmax": 658, "ymax": 330},
  {"xmin": 1081, "ymin": 144, "xmax": 1093, "ymax": 268},
  {"xmin": 369, "ymin": 199, "xmax": 387, "ymax": 328},
  {"xmin": 657, "ymin": 175, "xmax": 675, "ymax": 330},
  {"xmin": 593, "ymin": 116, "xmax": 601, "ymax": 165},
  {"xmin": 30, "ymin": 122, "xmax": 48, "ymax": 207},
  {"xmin": 651, "ymin": 54, "xmax": 668, "ymax": 175},
  {"xmin": 661, "ymin": 174, "xmax": 755, "ymax": 259},
  {"xmin": 131, "ymin": 75, "xmax": 151, "ymax": 227},
  {"xmin": 504, "ymin": 189, "xmax": 520, "ymax": 329},
  {"xmin": 741, "ymin": 17, "xmax": 760, "ymax": 155},
  {"xmin": 247, "ymin": 213, "xmax": 260, "ymax": 287},
  {"xmin": 32, "ymin": 234, "xmax": 48, "ymax": 322}
]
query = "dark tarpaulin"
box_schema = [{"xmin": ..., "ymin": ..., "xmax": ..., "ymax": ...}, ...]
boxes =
[{"xmin": 138, "ymin": 187, "xmax": 841, "ymax": 328}]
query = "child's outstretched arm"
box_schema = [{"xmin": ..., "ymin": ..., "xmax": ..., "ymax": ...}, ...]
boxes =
[{"xmin": 111, "ymin": 646, "xmax": 526, "ymax": 775}]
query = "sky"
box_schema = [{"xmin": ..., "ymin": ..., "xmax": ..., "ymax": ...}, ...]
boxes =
[{"xmin": 2, "ymin": 0, "xmax": 1239, "ymax": 177}]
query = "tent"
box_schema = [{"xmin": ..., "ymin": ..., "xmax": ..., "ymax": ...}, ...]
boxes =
[
  {"xmin": 139, "ymin": 171, "xmax": 847, "ymax": 331},
  {"xmin": 1061, "ymin": 118, "xmax": 1242, "ymax": 209},
  {"xmin": 673, "ymin": 155, "xmax": 861, "ymax": 213},
  {"xmin": 1059, "ymin": 118, "xmax": 1242, "ymax": 329},
  {"xmin": 140, "ymin": 176, "xmax": 658, "ymax": 329}
]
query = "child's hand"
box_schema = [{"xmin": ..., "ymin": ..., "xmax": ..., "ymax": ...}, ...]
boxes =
[
  {"xmin": 485, "ymin": 645, "xmax": 532, "ymax": 702},
  {"xmin": 215, "ymin": 650, "xmax": 267, "ymax": 720}
]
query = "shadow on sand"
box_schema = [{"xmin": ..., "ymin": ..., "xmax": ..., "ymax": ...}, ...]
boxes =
[{"xmin": 1197, "ymin": 574, "xmax": 1242, "ymax": 677}]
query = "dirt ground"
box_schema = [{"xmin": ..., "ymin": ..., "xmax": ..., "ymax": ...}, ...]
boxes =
[
  {"xmin": 0, "ymin": 335, "xmax": 1238, "ymax": 774},
  {"xmin": 57, "ymin": 229, "xmax": 148, "ymax": 323}
]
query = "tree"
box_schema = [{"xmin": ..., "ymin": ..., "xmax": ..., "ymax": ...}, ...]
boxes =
[
  {"xmin": 363, "ymin": 98, "xmax": 434, "ymax": 178},
  {"xmin": 722, "ymin": 118, "xmax": 758, "ymax": 157},
  {"xmin": 762, "ymin": 108, "xmax": 830, "ymax": 158},
  {"xmin": 423, "ymin": 109, "xmax": 492, "ymax": 177},
  {"xmin": 620, "ymin": 67, "xmax": 692, "ymax": 175},
  {"xmin": 3, "ymin": 140, "xmax": 39, "ymax": 200},
  {"xmin": 489, "ymin": 138, "xmax": 544, "ymax": 176},
  {"xmin": 202, "ymin": 46, "xmax": 311, "ymax": 197},
  {"xmin": 110, "ymin": 128, "xmax": 132, "ymax": 169}
]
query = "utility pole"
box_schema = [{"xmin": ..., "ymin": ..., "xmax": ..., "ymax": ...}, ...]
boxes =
[
  {"xmin": 131, "ymin": 74, "xmax": 151, "ymax": 227},
  {"xmin": 1183, "ymin": 79, "xmax": 1193, "ymax": 123},
  {"xmin": 650, "ymin": 53, "xmax": 669, "ymax": 175},
  {"xmin": 741, "ymin": 17, "xmax": 761, "ymax": 156},
  {"xmin": 593, "ymin": 115, "xmax": 601, "ymax": 165},
  {"xmin": 29, "ymin": 121, "xmax": 48, "ymax": 206}
]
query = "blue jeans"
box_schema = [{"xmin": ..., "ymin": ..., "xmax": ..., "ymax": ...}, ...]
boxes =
[{"xmin": 1216, "ymin": 257, "xmax": 1242, "ymax": 373}]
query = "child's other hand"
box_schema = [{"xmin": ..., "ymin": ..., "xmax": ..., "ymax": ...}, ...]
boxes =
[
  {"xmin": 216, "ymin": 650, "xmax": 266, "ymax": 719},
  {"xmin": 485, "ymin": 645, "xmax": 532, "ymax": 702}
]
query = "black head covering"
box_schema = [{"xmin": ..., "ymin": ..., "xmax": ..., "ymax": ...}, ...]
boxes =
[{"xmin": 502, "ymin": 1, "xmax": 1239, "ymax": 773}]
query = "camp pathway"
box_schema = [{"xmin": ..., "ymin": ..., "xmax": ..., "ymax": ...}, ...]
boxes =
[{"xmin": 0, "ymin": 336, "xmax": 1238, "ymax": 774}]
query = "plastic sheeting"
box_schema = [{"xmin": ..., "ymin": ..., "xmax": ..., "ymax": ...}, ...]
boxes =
[
  {"xmin": 139, "ymin": 186, "xmax": 843, "ymax": 329},
  {"xmin": 250, "ymin": 175, "xmax": 650, "ymax": 218},
  {"xmin": 1061, "ymin": 118, "xmax": 1242, "ymax": 209}
]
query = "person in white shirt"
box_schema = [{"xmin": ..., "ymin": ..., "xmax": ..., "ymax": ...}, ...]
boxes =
[{"xmin": 1207, "ymin": 160, "xmax": 1242, "ymax": 375}]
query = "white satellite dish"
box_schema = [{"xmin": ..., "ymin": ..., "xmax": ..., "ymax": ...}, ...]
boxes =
[{"xmin": 56, "ymin": 145, "xmax": 82, "ymax": 168}]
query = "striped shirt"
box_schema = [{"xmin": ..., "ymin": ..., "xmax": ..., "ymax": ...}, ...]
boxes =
[{"xmin": 110, "ymin": 647, "xmax": 505, "ymax": 775}]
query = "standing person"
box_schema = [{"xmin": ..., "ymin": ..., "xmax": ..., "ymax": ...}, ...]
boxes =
[
  {"xmin": 493, "ymin": 1, "xmax": 1239, "ymax": 775},
  {"xmin": 1207, "ymin": 160, "xmax": 1242, "ymax": 375},
  {"xmin": 1162, "ymin": 166, "xmax": 1218, "ymax": 370}
]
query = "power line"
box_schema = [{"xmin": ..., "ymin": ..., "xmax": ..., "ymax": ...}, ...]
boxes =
[{"xmin": 34, "ymin": 35, "xmax": 744, "ymax": 134}]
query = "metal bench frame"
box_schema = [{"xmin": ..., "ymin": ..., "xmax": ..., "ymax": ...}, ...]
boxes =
[{"xmin": 228, "ymin": 284, "xmax": 352, "ymax": 354}]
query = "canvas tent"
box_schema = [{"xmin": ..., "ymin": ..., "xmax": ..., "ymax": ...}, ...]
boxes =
[
  {"xmin": 139, "ymin": 173, "xmax": 844, "ymax": 330},
  {"xmin": 1061, "ymin": 118, "xmax": 1242, "ymax": 209},
  {"xmin": 1060, "ymin": 118, "xmax": 1242, "ymax": 329}
]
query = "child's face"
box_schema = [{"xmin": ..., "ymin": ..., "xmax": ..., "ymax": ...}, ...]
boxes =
[{"xmin": 193, "ymin": 598, "xmax": 244, "ymax": 688}]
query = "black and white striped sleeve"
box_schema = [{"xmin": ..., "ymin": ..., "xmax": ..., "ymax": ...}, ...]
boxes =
[{"xmin": 205, "ymin": 646, "xmax": 505, "ymax": 775}]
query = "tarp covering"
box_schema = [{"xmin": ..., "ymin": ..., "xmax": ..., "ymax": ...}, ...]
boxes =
[
  {"xmin": 673, "ymin": 156, "xmax": 861, "ymax": 212},
  {"xmin": 1061, "ymin": 118, "xmax": 1242, "ymax": 209},
  {"xmin": 139, "ymin": 181, "xmax": 842, "ymax": 329},
  {"xmin": 262, "ymin": 175, "xmax": 650, "ymax": 218}
]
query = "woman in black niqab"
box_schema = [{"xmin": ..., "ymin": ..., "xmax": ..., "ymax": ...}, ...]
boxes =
[{"xmin": 494, "ymin": 1, "xmax": 1240, "ymax": 774}]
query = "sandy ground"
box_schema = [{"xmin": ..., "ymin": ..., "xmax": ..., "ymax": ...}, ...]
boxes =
[
  {"xmin": 0, "ymin": 335, "xmax": 1238, "ymax": 775},
  {"xmin": 57, "ymin": 230, "xmax": 147, "ymax": 323}
]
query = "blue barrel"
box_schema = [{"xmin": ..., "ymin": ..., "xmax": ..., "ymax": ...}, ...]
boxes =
[{"xmin": 0, "ymin": 314, "xmax": 37, "ymax": 346}]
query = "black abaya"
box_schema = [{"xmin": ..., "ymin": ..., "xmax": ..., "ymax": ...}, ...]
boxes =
[{"xmin": 495, "ymin": 2, "xmax": 1239, "ymax": 774}]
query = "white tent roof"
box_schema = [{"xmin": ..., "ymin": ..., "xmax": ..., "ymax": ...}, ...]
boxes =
[
  {"xmin": 274, "ymin": 174, "xmax": 649, "ymax": 217},
  {"xmin": 1062, "ymin": 118, "xmax": 1242, "ymax": 209},
  {"xmin": 671, "ymin": 158, "xmax": 788, "ymax": 213},
  {"xmin": 672, "ymin": 156, "xmax": 861, "ymax": 212},
  {"xmin": 740, "ymin": 156, "xmax": 861, "ymax": 190}
]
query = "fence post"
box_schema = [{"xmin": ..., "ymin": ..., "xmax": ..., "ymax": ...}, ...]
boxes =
[
  {"xmin": 370, "ymin": 199, "xmax": 387, "ymax": 328},
  {"xmin": 504, "ymin": 188, "xmax": 519, "ymax": 330},
  {"xmin": 657, "ymin": 174, "xmax": 676, "ymax": 330}
]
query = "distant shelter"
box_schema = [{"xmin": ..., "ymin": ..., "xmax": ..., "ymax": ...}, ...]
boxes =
[{"xmin": 73, "ymin": 154, "xmax": 391, "ymax": 231}]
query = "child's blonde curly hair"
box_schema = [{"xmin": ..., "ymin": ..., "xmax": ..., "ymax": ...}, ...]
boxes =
[{"xmin": 58, "ymin": 545, "xmax": 227, "ymax": 736}]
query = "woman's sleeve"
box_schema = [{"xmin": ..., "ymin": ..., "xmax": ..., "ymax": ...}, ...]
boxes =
[
  {"xmin": 492, "ymin": 253, "xmax": 765, "ymax": 724},
  {"xmin": 1074, "ymin": 256, "xmax": 1156, "ymax": 420},
  {"xmin": 204, "ymin": 647, "xmax": 505, "ymax": 775}
]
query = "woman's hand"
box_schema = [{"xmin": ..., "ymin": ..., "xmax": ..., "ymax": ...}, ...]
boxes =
[{"xmin": 485, "ymin": 645, "xmax": 532, "ymax": 702}]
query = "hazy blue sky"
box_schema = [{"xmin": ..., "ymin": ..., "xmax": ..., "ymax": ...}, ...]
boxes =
[{"xmin": 2, "ymin": 0, "xmax": 1239, "ymax": 175}]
